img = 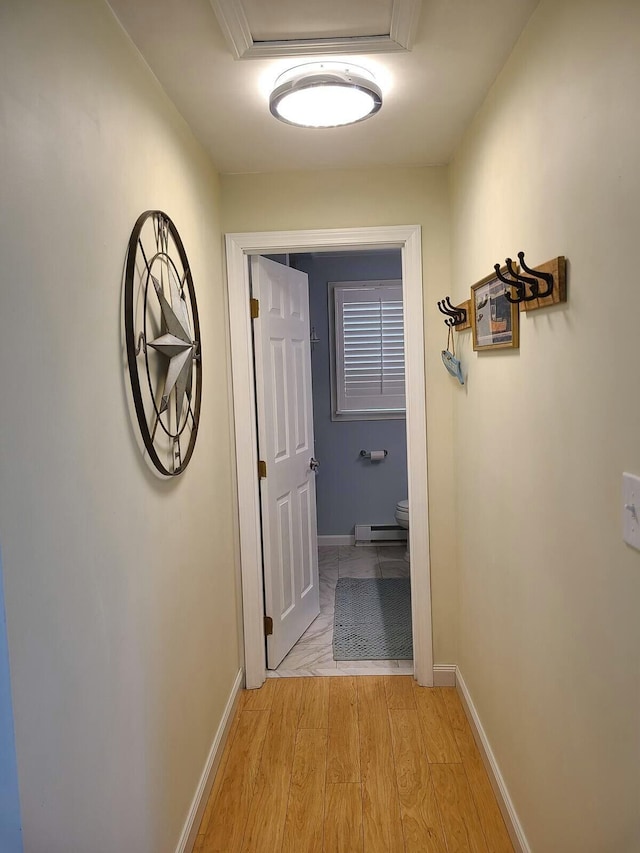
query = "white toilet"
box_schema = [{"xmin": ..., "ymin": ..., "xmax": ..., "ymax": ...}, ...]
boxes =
[{"xmin": 395, "ymin": 499, "xmax": 410, "ymax": 562}]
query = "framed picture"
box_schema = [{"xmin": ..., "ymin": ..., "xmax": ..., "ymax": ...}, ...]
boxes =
[{"xmin": 470, "ymin": 267, "xmax": 520, "ymax": 351}]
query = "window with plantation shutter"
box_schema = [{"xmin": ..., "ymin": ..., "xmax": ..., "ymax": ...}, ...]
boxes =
[{"xmin": 329, "ymin": 280, "xmax": 406, "ymax": 419}]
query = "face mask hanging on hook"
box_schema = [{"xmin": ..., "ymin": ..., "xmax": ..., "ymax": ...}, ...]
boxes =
[{"xmin": 441, "ymin": 325, "xmax": 464, "ymax": 385}]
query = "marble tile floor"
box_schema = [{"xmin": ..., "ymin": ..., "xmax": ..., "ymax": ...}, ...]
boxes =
[{"xmin": 270, "ymin": 544, "xmax": 413, "ymax": 678}]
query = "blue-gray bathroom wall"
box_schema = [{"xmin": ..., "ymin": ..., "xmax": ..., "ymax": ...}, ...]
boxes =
[
  {"xmin": 293, "ymin": 251, "xmax": 408, "ymax": 536},
  {"xmin": 0, "ymin": 547, "xmax": 23, "ymax": 853}
]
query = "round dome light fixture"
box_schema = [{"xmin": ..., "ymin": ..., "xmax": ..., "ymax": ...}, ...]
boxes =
[{"xmin": 269, "ymin": 62, "xmax": 382, "ymax": 128}]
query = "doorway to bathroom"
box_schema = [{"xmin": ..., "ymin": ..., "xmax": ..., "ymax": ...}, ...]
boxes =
[
  {"xmin": 264, "ymin": 249, "xmax": 411, "ymax": 677},
  {"xmin": 225, "ymin": 225, "xmax": 433, "ymax": 689}
]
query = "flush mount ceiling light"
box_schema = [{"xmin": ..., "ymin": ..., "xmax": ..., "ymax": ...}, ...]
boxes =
[{"xmin": 269, "ymin": 62, "xmax": 383, "ymax": 128}]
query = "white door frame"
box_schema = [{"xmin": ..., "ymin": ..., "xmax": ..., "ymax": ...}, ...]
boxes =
[{"xmin": 225, "ymin": 225, "xmax": 433, "ymax": 688}]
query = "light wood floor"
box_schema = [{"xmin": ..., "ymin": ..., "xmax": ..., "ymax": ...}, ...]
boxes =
[{"xmin": 194, "ymin": 676, "xmax": 514, "ymax": 853}]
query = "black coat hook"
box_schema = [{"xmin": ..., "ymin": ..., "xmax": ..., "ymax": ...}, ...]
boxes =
[
  {"xmin": 494, "ymin": 260, "xmax": 537, "ymax": 304},
  {"xmin": 437, "ymin": 297, "xmax": 459, "ymax": 319},
  {"xmin": 437, "ymin": 296, "xmax": 467, "ymax": 327},
  {"xmin": 445, "ymin": 297, "xmax": 467, "ymax": 325},
  {"xmin": 494, "ymin": 263, "xmax": 525, "ymax": 304},
  {"xmin": 506, "ymin": 257, "xmax": 539, "ymax": 302},
  {"xmin": 518, "ymin": 251, "xmax": 554, "ymax": 298},
  {"xmin": 437, "ymin": 304, "xmax": 458, "ymax": 327}
]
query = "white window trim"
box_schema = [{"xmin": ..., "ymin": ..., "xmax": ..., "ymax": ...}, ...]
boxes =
[{"xmin": 328, "ymin": 280, "xmax": 406, "ymax": 421}]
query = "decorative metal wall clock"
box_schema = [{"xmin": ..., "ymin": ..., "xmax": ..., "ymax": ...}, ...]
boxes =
[{"xmin": 124, "ymin": 210, "xmax": 202, "ymax": 476}]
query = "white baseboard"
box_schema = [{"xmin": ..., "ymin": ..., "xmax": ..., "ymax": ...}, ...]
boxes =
[
  {"xmin": 176, "ymin": 668, "xmax": 244, "ymax": 853},
  {"xmin": 432, "ymin": 664, "xmax": 457, "ymax": 687},
  {"xmin": 318, "ymin": 535, "xmax": 354, "ymax": 546},
  {"xmin": 456, "ymin": 670, "xmax": 530, "ymax": 853}
]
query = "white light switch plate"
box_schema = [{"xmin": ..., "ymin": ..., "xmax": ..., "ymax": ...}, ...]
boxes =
[{"xmin": 622, "ymin": 472, "xmax": 640, "ymax": 550}]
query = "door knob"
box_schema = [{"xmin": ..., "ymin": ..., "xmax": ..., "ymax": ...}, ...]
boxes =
[{"xmin": 309, "ymin": 457, "xmax": 320, "ymax": 472}]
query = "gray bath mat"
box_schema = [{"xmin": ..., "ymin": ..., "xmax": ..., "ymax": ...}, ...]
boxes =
[{"xmin": 333, "ymin": 577, "xmax": 413, "ymax": 660}]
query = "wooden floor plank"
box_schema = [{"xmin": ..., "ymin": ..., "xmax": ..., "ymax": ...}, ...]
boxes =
[
  {"xmin": 357, "ymin": 677, "xmax": 405, "ymax": 852},
  {"xmin": 324, "ymin": 783, "xmax": 364, "ymax": 853},
  {"xmin": 384, "ymin": 675, "xmax": 417, "ymax": 710},
  {"xmin": 242, "ymin": 678, "xmax": 277, "ymax": 711},
  {"xmin": 282, "ymin": 729, "xmax": 327, "ymax": 853},
  {"xmin": 201, "ymin": 710, "xmax": 270, "ymax": 853},
  {"xmin": 327, "ymin": 677, "xmax": 360, "ymax": 783},
  {"xmin": 389, "ymin": 709, "xmax": 447, "ymax": 853},
  {"xmin": 299, "ymin": 677, "xmax": 330, "ymax": 729},
  {"xmin": 413, "ymin": 685, "xmax": 462, "ymax": 764},
  {"xmin": 240, "ymin": 679, "xmax": 304, "ymax": 853},
  {"xmin": 200, "ymin": 677, "xmax": 514, "ymax": 853},
  {"xmin": 431, "ymin": 763, "xmax": 489, "ymax": 853},
  {"xmin": 441, "ymin": 689, "xmax": 514, "ymax": 852}
]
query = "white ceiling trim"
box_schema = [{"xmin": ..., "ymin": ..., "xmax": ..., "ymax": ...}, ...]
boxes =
[{"xmin": 210, "ymin": 0, "xmax": 422, "ymax": 60}]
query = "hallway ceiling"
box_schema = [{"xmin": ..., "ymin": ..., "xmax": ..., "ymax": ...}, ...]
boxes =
[{"xmin": 108, "ymin": 0, "xmax": 539, "ymax": 174}]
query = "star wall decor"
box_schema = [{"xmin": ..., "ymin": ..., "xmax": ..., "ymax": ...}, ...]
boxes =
[{"xmin": 123, "ymin": 210, "xmax": 202, "ymax": 476}]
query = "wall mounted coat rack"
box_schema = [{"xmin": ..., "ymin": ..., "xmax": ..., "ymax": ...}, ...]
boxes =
[
  {"xmin": 493, "ymin": 252, "xmax": 566, "ymax": 312},
  {"xmin": 437, "ymin": 296, "xmax": 471, "ymax": 330}
]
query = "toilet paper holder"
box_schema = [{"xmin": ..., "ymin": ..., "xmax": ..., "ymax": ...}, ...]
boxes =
[{"xmin": 360, "ymin": 449, "xmax": 388, "ymax": 460}]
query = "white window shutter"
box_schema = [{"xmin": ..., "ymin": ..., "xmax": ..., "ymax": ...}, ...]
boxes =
[{"xmin": 332, "ymin": 281, "xmax": 406, "ymax": 417}]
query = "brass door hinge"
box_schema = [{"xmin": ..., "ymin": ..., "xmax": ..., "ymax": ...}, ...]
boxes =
[
  {"xmin": 258, "ymin": 460, "xmax": 267, "ymax": 479},
  {"xmin": 250, "ymin": 298, "xmax": 260, "ymax": 319},
  {"xmin": 264, "ymin": 616, "xmax": 273, "ymax": 636}
]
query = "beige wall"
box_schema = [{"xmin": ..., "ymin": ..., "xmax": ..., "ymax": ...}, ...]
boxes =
[
  {"xmin": 450, "ymin": 1, "xmax": 640, "ymax": 850},
  {"xmin": 0, "ymin": 2, "xmax": 240, "ymax": 851},
  {"xmin": 8, "ymin": 0, "xmax": 637, "ymax": 848},
  {"xmin": 222, "ymin": 168, "xmax": 458, "ymax": 664}
]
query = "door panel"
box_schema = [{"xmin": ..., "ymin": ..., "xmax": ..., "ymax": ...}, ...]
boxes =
[
  {"xmin": 298, "ymin": 482, "xmax": 313, "ymax": 595},
  {"xmin": 292, "ymin": 338, "xmax": 308, "ymax": 451},
  {"xmin": 270, "ymin": 337, "xmax": 289, "ymax": 458},
  {"xmin": 277, "ymin": 493, "xmax": 294, "ymax": 616},
  {"xmin": 252, "ymin": 256, "xmax": 320, "ymax": 668}
]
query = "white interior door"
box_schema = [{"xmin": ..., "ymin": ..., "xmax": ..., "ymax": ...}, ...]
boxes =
[{"xmin": 251, "ymin": 256, "xmax": 320, "ymax": 668}]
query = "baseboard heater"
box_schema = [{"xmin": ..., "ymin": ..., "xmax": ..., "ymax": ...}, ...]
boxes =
[{"xmin": 354, "ymin": 523, "xmax": 407, "ymax": 546}]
